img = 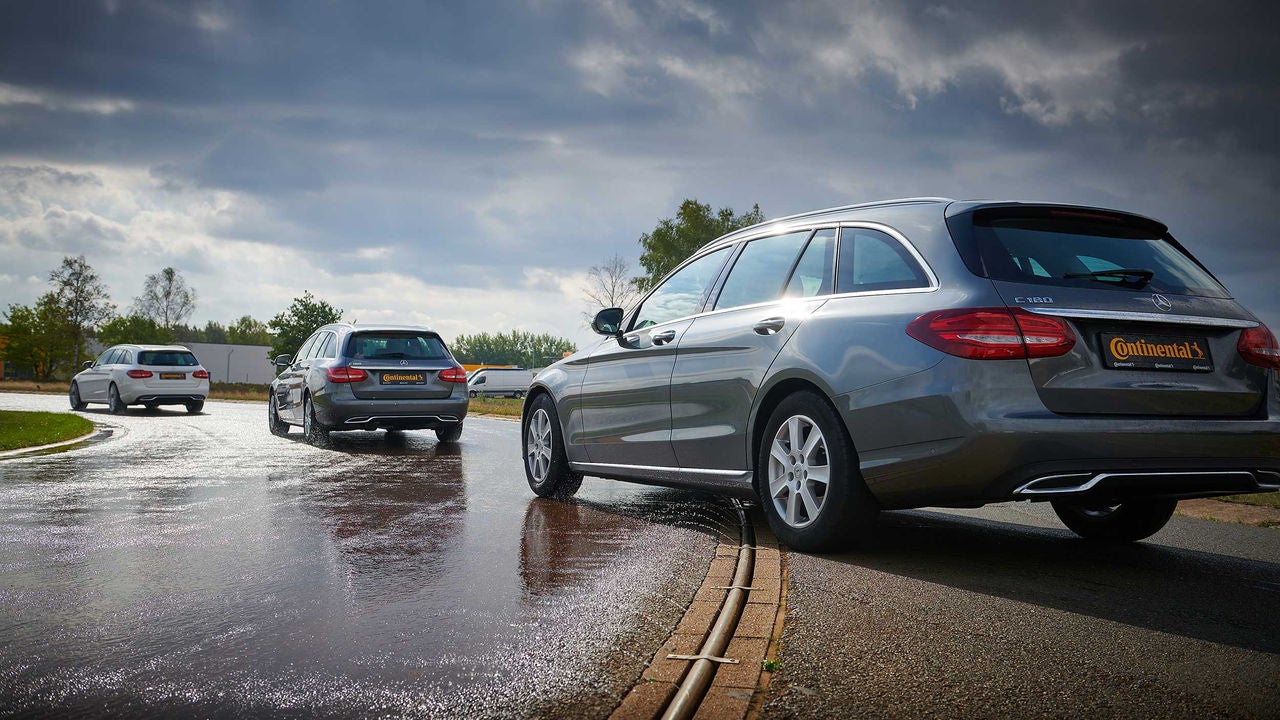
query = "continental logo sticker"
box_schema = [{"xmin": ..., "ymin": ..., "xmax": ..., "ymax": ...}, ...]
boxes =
[
  {"xmin": 381, "ymin": 372, "xmax": 426, "ymax": 384},
  {"xmin": 1101, "ymin": 333, "xmax": 1213, "ymax": 372}
]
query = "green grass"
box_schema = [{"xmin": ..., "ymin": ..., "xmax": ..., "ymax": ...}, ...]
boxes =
[
  {"xmin": 468, "ymin": 396, "xmax": 524, "ymax": 418},
  {"xmin": 0, "ymin": 410, "xmax": 95, "ymax": 451},
  {"xmin": 1219, "ymin": 491, "xmax": 1280, "ymax": 509}
]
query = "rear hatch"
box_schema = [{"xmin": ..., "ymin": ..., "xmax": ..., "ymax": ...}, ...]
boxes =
[
  {"xmin": 343, "ymin": 330, "xmax": 459, "ymax": 400},
  {"xmin": 137, "ymin": 350, "xmax": 206, "ymax": 391},
  {"xmin": 947, "ymin": 204, "xmax": 1268, "ymax": 417}
]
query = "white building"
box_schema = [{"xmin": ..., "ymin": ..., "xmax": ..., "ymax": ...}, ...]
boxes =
[{"xmin": 182, "ymin": 342, "xmax": 275, "ymax": 384}]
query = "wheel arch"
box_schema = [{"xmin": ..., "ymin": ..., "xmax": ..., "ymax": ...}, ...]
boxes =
[{"xmin": 749, "ymin": 372, "xmax": 857, "ymax": 475}]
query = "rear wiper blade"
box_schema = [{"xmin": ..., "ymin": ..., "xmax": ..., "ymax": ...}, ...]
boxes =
[{"xmin": 1064, "ymin": 268, "xmax": 1155, "ymax": 286}]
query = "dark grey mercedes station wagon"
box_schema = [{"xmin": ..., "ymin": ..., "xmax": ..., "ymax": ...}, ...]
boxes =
[{"xmin": 521, "ymin": 198, "xmax": 1280, "ymax": 551}]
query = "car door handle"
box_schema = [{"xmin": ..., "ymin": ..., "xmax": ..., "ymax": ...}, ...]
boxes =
[
  {"xmin": 754, "ymin": 317, "xmax": 786, "ymax": 335},
  {"xmin": 624, "ymin": 334, "xmax": 641, "ymax": 346},
  {"xmin": 652, "ymin": 330, "xmax": 677, "ymax": 346}
]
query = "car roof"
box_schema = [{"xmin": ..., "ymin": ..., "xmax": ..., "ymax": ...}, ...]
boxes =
[
  {"xmin": 318, "ymin": 323, "xmax": 441, "ymax": 334},
  {"xmin": 696, "ymin": 197, "xmax": 1169, "ymax": 255},
  {"xmin": 110, "ymin": 344, "xmax": 198, "ymax": 352}
]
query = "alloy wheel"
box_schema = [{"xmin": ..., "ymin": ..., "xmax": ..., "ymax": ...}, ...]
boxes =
[
  {"xmin": 767, "ymin": 414, "xmax": 830, "ymax": 529},
  {"xmin": 526, "ymin": 408, "xmax": 553, "ymax": 484}
]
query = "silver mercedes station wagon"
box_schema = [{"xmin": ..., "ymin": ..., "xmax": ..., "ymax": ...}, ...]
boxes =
[{"xmin": 521, "ymin": 198, "xmax": 1280, "ymax": 551}]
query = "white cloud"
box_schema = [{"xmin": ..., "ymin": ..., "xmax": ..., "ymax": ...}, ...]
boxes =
[{"xmin": 0, "ymin": 82, "xmax": 135, "ymax": 115}]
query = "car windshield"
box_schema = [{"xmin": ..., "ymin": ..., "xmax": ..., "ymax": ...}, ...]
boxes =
[
  {"xmin": 138, "ymin": 351, "xmax": 200, "ymax": 366},
  {"xmin": 347, "ymin": 332, "xmax": 449, "ymax": 360},
  {"xmin": 968, "ymin": 210, "xmax": 1229, "ymax": 298}
]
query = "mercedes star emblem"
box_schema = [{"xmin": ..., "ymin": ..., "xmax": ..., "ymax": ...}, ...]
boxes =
[
  {"xmin": 1152, "ymin": 293, "xmax": 1172, "ymax": 312},
  {"xmin": 400, "ymin": 360, "xmax": 408, "ymax": 366}
]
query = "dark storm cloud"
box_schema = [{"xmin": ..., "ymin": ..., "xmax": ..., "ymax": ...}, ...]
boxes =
[{"xmin": 0, "ymin": 0, "xmax": 1276, "ymax": 331}]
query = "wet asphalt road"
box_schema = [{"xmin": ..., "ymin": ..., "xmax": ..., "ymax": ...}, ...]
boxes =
[{"xmin": 0, "ymin": 393, "xmax": 730, "ymax": 718}]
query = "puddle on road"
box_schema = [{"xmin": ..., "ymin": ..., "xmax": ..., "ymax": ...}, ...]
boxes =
[{"xmin": 0, "ymin": 400, "xmax": 730, "ymax": 717}]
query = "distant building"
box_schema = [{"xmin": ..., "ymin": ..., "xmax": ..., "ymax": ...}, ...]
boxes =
[{"xmin": 181, "ymin": 342, "xmax": 275, "ymax": 384}]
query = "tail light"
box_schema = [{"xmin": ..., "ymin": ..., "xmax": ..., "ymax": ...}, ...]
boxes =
[
  {"xmin": 126, "ymin": 369, "xmax": 153, "ymax": 379},
  {"xmin": 907, "ymin": 307, "xmax": 1076, "ymax": 360},
  {"xmin": 439, "ymin": 366, "xmax": 468, "ymax": 383},
  {"xmin": 1238, "ymin": 323, "xmax": 1280, "ymax": 370},
  {"xmin": 193, "ymin": 370, "xmax": 210, "ymax": 379},
  {"xmin": 326, "ymin": 366, "xmax": 369, "ymax": 383}
]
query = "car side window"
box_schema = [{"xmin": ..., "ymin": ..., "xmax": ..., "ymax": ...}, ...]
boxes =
[
  {"xmin": 475, "ymin": 375, "xmax": 486, "ymax": 385},
  {"xmin": 94, "ymin": 349, "xmax": 113, "ymax": 367},
  {"xmin": 837, "ymin": 227, "xmax": 930, "ymax": 293},
  {"xmin": 118, "ymin": 350, "xmax": 132, "ymax": 365},
  {"xmin": 296, "ymin": 334, "xmax": 318, "ymax": 361},
  {"xmin": 307, "ymin": 333, "xmax": 330, "ymax": 360},
  {"xmin": 784, "ymin": 229, "xmax": 837, "ymax": 298},
  {"xmin": 631, "ymin": 247, "xmax": 730, "ymax": 329},
  {"xmin": 104, "ymin": 349, "xmax": 122, "ymax": 365},
  {"xmin": 714, "ymin": 231, "xmax": 812, "ymax": 310},
  {"xmin": 318, "ymin": 332, "xmax": 336, "ymax": 359}
]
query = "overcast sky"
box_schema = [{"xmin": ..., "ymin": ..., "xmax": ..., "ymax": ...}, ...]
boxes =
[{"xmin": 1, "ymin": 0, "xmax": 1277, "ymax": 347}]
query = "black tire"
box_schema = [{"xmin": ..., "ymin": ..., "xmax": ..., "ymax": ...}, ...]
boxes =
[
  {"xmin": 435, "ymin": 423, "xmax": 463, "ymax": 443},
  {"xmin": 1051, "ymin": 498, "xmax": 1177, "ymax": 542},
  {"xmin": 69, "ymin": 382, "xmax": 87, "ymax": 411},
  {"xmin": 522, "ymin": 393, "xmax": 582, "ymax": 499},
  {"xmin": 513, "ymin": 390, "xmax": 524, "ymax": 399},
  {"xmin": 755, "ymin": 390, "xmax": 878, "ymax": 553},
  {"xmin": 469, "ymin": 390, "xmax": 478, "ymax": 398},
  {"xmin": 107, "ymin": 383, "xmax": 126, "ymax": 414},
  {"xmin": 185, "ymin": 400, "xmax": 204, "ymax": 414},
  {"xmin": 302, "ymin": 394, "xmax": 328, "ymax": 445},
  {"xmin": 268, "ymin": 397, "xmax": 290, "ymax": 436}
]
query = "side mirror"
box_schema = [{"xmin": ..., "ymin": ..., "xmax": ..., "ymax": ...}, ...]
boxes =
[
  {"xmin": 274, "ymin": 354, "xmax": 292, "ymax": 367},
  {"xmin": 82, "ymin": 361, "xmax": 93, "ymax": 369},
  {"xmin": 591, "ymin": 307, "xmax": 624, "ymax": 336}
]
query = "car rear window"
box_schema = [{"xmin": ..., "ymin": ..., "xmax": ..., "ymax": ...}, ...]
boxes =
[
  {"xmin": 949, "ymin": 207, "xmax": 1229, "ymax": 298},
  {"xmin": 138, "ymin": 351, "xmax": 200, "ymax": 366},
  {"xmin": 346, "ymin": 332, "xmax": 449, "ymax": 360}
]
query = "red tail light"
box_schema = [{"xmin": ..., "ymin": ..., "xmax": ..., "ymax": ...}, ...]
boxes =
[
  {"xmin": 906, "ymin": 307, "xmax": 1076, "ymax": 360},
  {"xmin": 439, "ymin": 366, "xmax": 468, "ymax": 383},
  {"xmin": 193, "ymin": 370, "xmax": 209, "ymax": 379},
  {"xmin": 126, "ymin": 369, "xmax": 153, "ymax": 378},
  {"xmin": 1238, "ymin": 323, "xmax": 1280, "ymax": 370},
  {"xmin": 326, "ymin": 366, "xmax": 369, "ymax": 383}
]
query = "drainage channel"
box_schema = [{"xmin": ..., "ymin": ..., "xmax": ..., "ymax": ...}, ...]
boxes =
[
  {"xmin": 611, "ymin": 500, "xmax": 782, "ymax": 720},
  {"xmin": 660, "ymin": 501, "xmax": 756, "ymax": 720}
]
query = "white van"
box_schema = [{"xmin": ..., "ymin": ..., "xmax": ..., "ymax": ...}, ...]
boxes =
[{"xmin": 467, "ymin": 368, "xmax": 533, "ymax": 398}]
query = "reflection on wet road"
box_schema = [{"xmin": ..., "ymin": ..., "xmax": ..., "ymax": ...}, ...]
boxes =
[{"xmin": 0, "ymin": 394, "xmax": 732, "ymax": 717}]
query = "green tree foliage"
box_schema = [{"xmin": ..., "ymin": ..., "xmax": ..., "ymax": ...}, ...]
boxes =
[
  {"xmin": 227, "ymin": 315, "xmax": 272, "ymax": 346},
  {"xmin": 634, "ymin": 199, "xmax": 765, "ymax": 291},
  {"xmin": 49, "ymin": 255, "xmax": 115, "ymax": 367},
  {"xmin": 450, "ymin": 330, "xmax": 576, "ymax": 368},
  {"xmin": 2, "ymin": 295, "xmax": 74, "ymax": 380},
  {"xmin": 268, "ymin": 291, "xmax": 344, "ymax": 360},
  {"xmin": 134, "ymin": 267, "xmax": 197, "ymax": 331},
  {"xmin": 96, "ymin": 313, "xmax": 173, "ymax": 347}
]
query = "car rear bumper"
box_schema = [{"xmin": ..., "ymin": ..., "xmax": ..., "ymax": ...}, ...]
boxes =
[
  {"xmin": 837, "ymin": 358, "xmax": 1280, "ymax": 508},
  {"xmin": 317, "ymin": 392, "xmax": 469, "ymax": 431}
]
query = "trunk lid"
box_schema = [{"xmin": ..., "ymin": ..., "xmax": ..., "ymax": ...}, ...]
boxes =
[
  {"xmin": 948, "ymin": 204, "xmax": 1269, "ymax": 418},
  {"xmin": 343, "ymin": 330, "xmax": 459, "ymax": 400}
]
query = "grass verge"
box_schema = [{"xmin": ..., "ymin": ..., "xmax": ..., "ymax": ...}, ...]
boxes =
[
  {"xmin": 1219, "ymin": 491, "xmax": 1280, "ymax": 509},
  {"xmin": 0, "ymin": 410, "xmax": 95, "ymax": 451},
  {"xmin": 468, "ymin": 396, "xmax": 524, "ymax": 418}
]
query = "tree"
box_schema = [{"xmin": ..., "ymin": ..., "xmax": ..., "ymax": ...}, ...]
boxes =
[
  {"xmin": 49, "ymin": 255, "xmax": 115, "ymax": 368},
  {"xmin": 96, "ymin": 313, "xmax": 173, "ymax": 347},
  {"xmin": 201, "ymin": 320, "xmax": 228, "ymax": 344},
  {"xmin": 634, "ymin": 199, "xmax": 765, "ymax": 291},
  {"xmin": 2, "ymin": 295, "xmax": 74, "ymax": 380},
  {"xmin": 582, "ymin": 254, "xmax": 640, "ymax": 320},
  {"xmin": 134, "ymin": 267, "xmax": 197, "ymax": 331},
  {"xmin": 450, "ymin": 330, "xmax": 576, "ymax": 368},
  {"xmin": 227, "ymin": 315, "xmax": 272, "ymax": 346},
  {"xmin": 268, "ymin": 291, "xmax": 343, "ymax": 359}
]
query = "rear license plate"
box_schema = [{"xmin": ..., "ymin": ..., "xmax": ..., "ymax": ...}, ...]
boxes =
[
  {"xmin": 1101, "ymin": 333, "xmax": 1213, "ymax": 372},
  {"xmin": 159, "ymin": 372, "xmax": 186, "ymax": 380},
  {"xmin": 381, "ymin": 372, "xmax": 426, "ymax": 385}
]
